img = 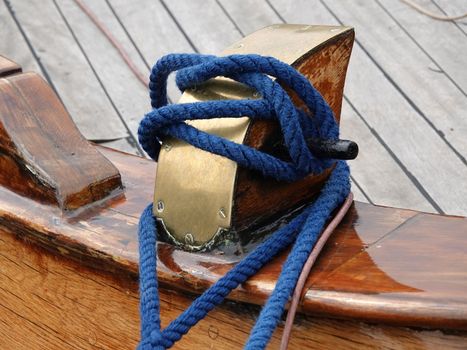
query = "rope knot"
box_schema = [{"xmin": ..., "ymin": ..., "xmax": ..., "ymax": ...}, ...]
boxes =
[
  {"xmin": 138, "ymin": 53, "xmax": 339, "ymax": 182},
  {"xmin": 137, "ymin": 53, "xmax": 351, "ymax": 350}
]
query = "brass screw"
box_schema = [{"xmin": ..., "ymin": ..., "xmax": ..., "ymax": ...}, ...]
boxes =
[
  {"xmin": 218, "ymin": 208, "xmax": 227, "ymax": 219},
  {"xmin": 156, "ymin": 200, "xmax": 164, "ymax": 213}
]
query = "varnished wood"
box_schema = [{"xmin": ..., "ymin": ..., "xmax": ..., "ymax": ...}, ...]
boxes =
[
  {"xmin": 1, "ymin": 145, "xmax": 466, "ymax": 335},
  {"xmin": 0, "ymin": 26, "xmax": 466, "ymax": 348},
  {"xmin": 2, "ymin": 225, "xmax": 466, "ymax": 350},
  {"xmin": 0, "ymin": 61, "xmax": 123, "ymax": 210},
  {"xmin": 234, "ymin": 31, "xmax": 354, "ymax": 232}
]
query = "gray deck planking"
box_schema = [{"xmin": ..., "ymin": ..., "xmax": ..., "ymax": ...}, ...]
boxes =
[
  {"xmin": 55, "ymin": 0, "xmax": 149, "ymax": 151},
  {"xmin": 162, "ymin": 0, "xmax": 242, "ymax": 54},
  {"xmin": 334, "ymin": 0, "xmax": 467, "ymax": 159},
  {"xmin": 1, "ymin": 0, "xmax": 466, "ymax": 215},
  {"xmin": 380, "ymin": 0, "xmax": 467, "ymax": 95},
  {"xmin": 109, "ymin": 0, "xmax": 196, "ymax": 102},
  {"xmin": 0, "ymin": 1, "xmax": 42, "ymax": 75},
  {"xmin": 432, "ymin": 0, "xmax": 467, "ymax": 35},
  {"xmin": 5, "ymin": 0, "xmax": 129, "ymax": 141}
]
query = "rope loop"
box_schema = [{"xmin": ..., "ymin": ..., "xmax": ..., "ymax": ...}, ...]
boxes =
[
  {"xmin": 137, "ymin": 53, "xmax": 351, "ymax": 350},
  {"xmin": 138, "ymin": 53, "xmax": 338, "ymax": 182}
]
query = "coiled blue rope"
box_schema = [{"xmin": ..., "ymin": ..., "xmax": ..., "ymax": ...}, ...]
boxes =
[{"xmin": 137, "ymin": 53, "xmax": 350, "ymax": 350}]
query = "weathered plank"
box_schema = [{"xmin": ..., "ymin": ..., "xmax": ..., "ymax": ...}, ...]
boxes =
[
  {"xmin": 162, "ymin": 0, "xmax": 242, "ymax": 54},
  {"xmin": 340, "ymin": 102, "xmax": 436, "ymax": 212},
  {"xmin": 430, "ymin": 0, "xmax": 467, "ymax": 34},
  {"xmin": 0, "ymin": 1, "xmax": 42, "ymax": 75},
  {"xmin": 108, "ymin": 0, "xmax": 197, "ymax": 102},
  {"xmin": 323, "ymin": 0, "xmax": 467, "ymax": 160},
  {"xmin": 270, "ymin": 0, "xmax": 467, "ymax": 215},
  {"xmin": 380, "ymin": 0, "xmax": 467, "ymax": 95},
  {"xmin": 218, "ymin": 0, "xmax": 279, "ymax": 36},
  {"xmin": 216, "ymin": 0, "xmax": 436, "ymax": 212},
  {"xmin": 55, "ymin": 0, "xmax": 148, "ymax": 148},
  {"xmin": 7, "ymin": 0, "xmax": 128, "ymax": 141}
]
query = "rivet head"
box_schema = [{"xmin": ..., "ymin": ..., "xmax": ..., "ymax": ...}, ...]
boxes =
[
  {"xmin": 184, "ymin": 233, "xmax": 194, "ymax": 245},
  {"xmin": 236, "ymin": 43, "xmax": 244, "ymax": 49},
  {"xmin": 218, "ymin": 207, "xmax": 227, "ymax": 219},
  {"xmin": 163, "ymin": 143, "xmax": 172, "ymax": 152},
  {"xmin": 156, "ymin": 200, "xmax": 164, "ymax": 213}
]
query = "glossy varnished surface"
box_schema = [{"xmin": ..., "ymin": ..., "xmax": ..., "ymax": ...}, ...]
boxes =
[
  {"xmin": 0, "ymin": 146, "xmax": 466, "ymax": 331},
  {"xmin": 3, "ymin": 225, "xmax": 466, "ymax": 350},
  {"xmin": 0, "ymin": 59, "xmax": 122, "ymax": 210}
]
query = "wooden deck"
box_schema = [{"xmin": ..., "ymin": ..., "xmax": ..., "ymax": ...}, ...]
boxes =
[{"xmin": 1, "ymin": 0, "xmax": 466, "ymax": 216}]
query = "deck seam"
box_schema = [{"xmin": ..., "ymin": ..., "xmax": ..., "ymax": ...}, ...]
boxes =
[
  {"xmin": 344, "ymin": 96, "xmax": 441, "ymax": 213},
  {"xmin": 3, "ymin": 0, "xmax": 59, "ymax": 98},
  {"xmin": 52, "ymin": 0, "xmax": 144, "ymax": 155},
  {"xmin": 376, "ymin": 0, "xmax": 467, "ymax": 98},
  {"xmin": 303, "ymin": 211, "xmax": 419, "ymax": 291},
  {"xmin": 159, "ymin": 0, "xmax": 200, "ymax": 53},
  {"xmin": 431, "ymin": 0, "xmax": 467, "ymax": 37},
  {"xmin": 320, "ymin": 0, "xmax": 467, "ymax": 167},
  {"xmin": 104, "ymin": 0, "xmax": 151, "ymax": 71}
]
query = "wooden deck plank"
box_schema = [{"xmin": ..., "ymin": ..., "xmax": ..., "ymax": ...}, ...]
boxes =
[
  {"xmin": 0, "ymin": 1, "xmax": 42, "ymax": 75},
  {"xmin": 431, "ymin": 0, "xmax": 467, "ymax": 34},
  {"xmin": 162, "ymin": 0, "xmax": 242, "ymax": 54},
  {"xmin": 6, "ymin": 0, "xmax": 128, "ymax": 141},
  {"xmin": 380, "ymin": 0, "xmax": 467, "ymax": 95},
  {"xmin": 217, "ymin": 0, "xmax": 436, "ymax": 212},
  {"xmin": 340, "ymin": 102, "xmax": 436, "ymax": 212},
  {"xmin": 55, "ymin": 0, "xmax": 148, "ymax": 151},
  {"xmin": 269, "ymin": 0, "xmax": 467, "ymax": 215},
  {"xmin": 217, "ymin": 0, "xmax": 279, "ymax": 36},
  {"xmin": 108, "ymin": 0, "xmax": 197, "ymax": 102},
  {"xmin": 323, "ymin": 0, "xmax": 467, "ymax": 162},
  {"xmin": 99, "ymin": 138, "xmax": 140, "ymax": 156}
]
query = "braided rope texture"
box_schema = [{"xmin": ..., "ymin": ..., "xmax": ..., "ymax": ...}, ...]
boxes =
[{"xmin": 137, "ymin": 53, "xmax": 350, "ymax": 349}]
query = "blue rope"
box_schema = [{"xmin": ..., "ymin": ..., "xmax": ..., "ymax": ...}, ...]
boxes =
[{"xmin": 137, "ymin": 53, "xmax": 350, "ymax": 350}]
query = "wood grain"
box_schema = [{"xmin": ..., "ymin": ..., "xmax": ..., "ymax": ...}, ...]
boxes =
[
  {"xmin": 434, "ymin": 0, "xmax": 467, "ymax": 35},
  {"xmin": 2, "ymin": 225, "xmax": 466, "ymax": 350},
  {"xmin": 55, "ymin": 0, "xmax": 149, "ymax": 144},
  {"xmin": 163, "ymin": 0, "xmax": 242, "ymax": 54},
  {"xmin": 0, "ymin": 145, "xmax": 466, "ymax": 332},
  {"xmin": 0, "ymin": 1, "xmax": 42, "ymax": 75},
  {"xmin": 0, "ymin": 69, "xmax": 122, "ymax": 210},
  {"xmin": 6, "ymin": 0, "xmax": 128, "ymax": 141},
  {"xmin": 340, "ymin": 100, "xmax": 436, "ymax": 212},
  {"xmin": 108, "ymin": 0, "xmax": 195, "ymax": 101},
  {"xmin": 381, "ymin": 0, "xmax": 467, "ymax": 94},
  {"xmin": 326, "ymin": 0, "xmax": 467, "ymax": 159}
]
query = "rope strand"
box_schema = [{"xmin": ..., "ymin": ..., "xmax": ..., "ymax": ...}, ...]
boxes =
[{"xmin": 137, "ymin": 53, "xmax": 350, "ymax": 349}]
